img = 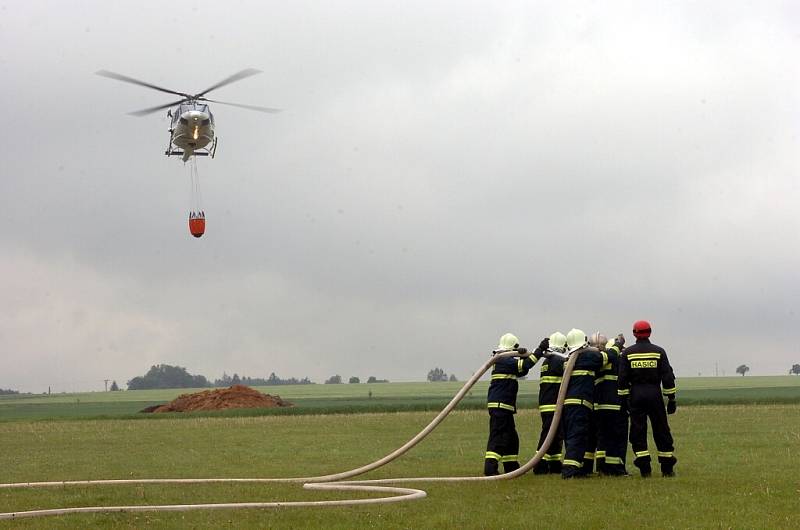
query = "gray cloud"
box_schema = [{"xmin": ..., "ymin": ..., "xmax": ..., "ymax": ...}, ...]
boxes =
[{"xmin": 1, "ymin": 1, "xmax": 798, "ymax": 391}]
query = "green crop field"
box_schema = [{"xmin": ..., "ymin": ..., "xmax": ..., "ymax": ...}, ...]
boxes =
[
  {"xmin": 2, "ymin": 376, "xmax": 799, "ymax": 421},
  {"xmin": 1, "ymin": 377, "xmax": 799, "ymax": 528}
]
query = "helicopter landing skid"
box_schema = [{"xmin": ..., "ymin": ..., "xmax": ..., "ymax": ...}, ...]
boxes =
[
  {"xmin": 165, "ymin": 150, "xmax": 210, "ymax": 157},
  {"xmin": 165, "ymin": 138, "xmax": 217, "ymax": 159}
]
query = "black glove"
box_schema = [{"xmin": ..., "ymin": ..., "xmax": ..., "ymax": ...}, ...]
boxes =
[
  {"xmin": 516, "ymin": 347, "xmax": 528, "ymax": 355},
  {"xmin": 538, "ymin": 337, "xmax": 549, "ymax": 351},
  {"xmin": 620, "ymin": 396, "xmax": 629, "ymax": 413},
  {"xmin": 666, "ymin": 399, "xmax": 677, "ymax": 415}
]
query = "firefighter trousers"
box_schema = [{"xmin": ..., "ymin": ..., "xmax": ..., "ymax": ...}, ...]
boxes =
[
  {"xmin": 584, "ymin": 410, "xmax": 598, "ymax": 474},
  {"xmin": 533, "ymin": 410, "xmax": 563, "ymax": 474},
  {"xmin": 595, "ymin": 408, "xmax": 628, "ymax": 474},
  {"xmin": 484, "ymin": 409, "xmax": 520, "ymax": 475},
  {"xmin": 630, "ymin": 385, "xmax": 676, "ymax": 473},
  {"xmin": 562, "ymin": 404, "xmax": 592, "ymax": 478}
]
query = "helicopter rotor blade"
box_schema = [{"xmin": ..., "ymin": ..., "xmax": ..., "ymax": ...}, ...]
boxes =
[
  {"xmin": 201, "ymin": 98, "xmax": 282, "ymax": 113},
  {"xmin": 129, "ymin": 98, "xmax": 189, "ymax": 117},
  {"xmin": 95, "ymin": 70, "xmax": 192, "ymax": 98},
  {"xmin": 195, "ymin": 68, "xmax": 263, "ymax": 97}
]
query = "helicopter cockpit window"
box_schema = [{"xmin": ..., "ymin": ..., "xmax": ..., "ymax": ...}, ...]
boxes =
[{"xmin": 180, "ymin": 117, "xmax": 189, "ymax": 125}]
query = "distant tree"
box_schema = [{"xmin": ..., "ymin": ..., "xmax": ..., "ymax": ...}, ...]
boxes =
[
  {"xmin": 214, "ymin": 372, "xmax": 315, "ymax": 386},
  {"xmin": 325, "ymin": 375, "xmax": 343, "ymax": 384},
  {"xmin": 127, "ymin": 364, "xmax": 210, "ymax": 390},
  {"xmin": 0, "ymin": 388, "xmax": 19, "ymax": 395},
  {"xmin": 427, "ymin": 367, "xmax": 448, "ymax": 382},
  {"xmin": 449, "ymin": 374, "xmax": 458, "ymax": 382},
  {"xmin": 790, "ymin": 364, "xmax": 800, "ymax": 375},
  {"xmin": 366, "ymin": 376, "xmax": 389, "ymax": 383},
  {"xmin": 109, "ymin": 380, "xmax": 120, "ymax": 391},
  {"xmin": 349, "ymin": 376, "xmax": 360, "ymax": 384},
  {"xmin": 736, "ymin": 364, "xmax": 750, "ymax": 376}
]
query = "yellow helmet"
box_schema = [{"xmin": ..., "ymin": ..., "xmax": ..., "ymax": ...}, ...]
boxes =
[
  {"xmin": 566, "ymin": 328, "xmax": 588, "ymax": 353},
  {"xmin": 549, "ymin": 332, "xmax": 567, "ymax": 353},
  {"xmin": 589, "ymin": 331, "xmax": 608, "ymax": 350},
  {"xmin": 497, "ymin": 333, "xmax": 519, "ymax": 351}
]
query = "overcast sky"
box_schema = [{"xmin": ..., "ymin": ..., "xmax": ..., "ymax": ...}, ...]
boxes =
[{"xmin": 1, "ymin": 1, "xmax": 798, "ymax": 392}]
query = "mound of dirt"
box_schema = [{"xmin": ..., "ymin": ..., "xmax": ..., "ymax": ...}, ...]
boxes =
[{"xmin": 142, "ymin": 385, "xmax": 293, "ymax": 413}]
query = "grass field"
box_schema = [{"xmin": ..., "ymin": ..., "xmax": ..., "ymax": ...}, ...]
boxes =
[
  {"xmin": 1, "ymin": 405, "xmax": 799, "ymax": 528},
  {"xmin": 1, "ymin": 377, "xmax": 799, "ymax": 528}
]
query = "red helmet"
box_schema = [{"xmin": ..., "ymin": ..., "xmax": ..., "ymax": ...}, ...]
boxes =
[{"xmin": 632, "ymin": 320, "xmax": 652, "ymax": 338}]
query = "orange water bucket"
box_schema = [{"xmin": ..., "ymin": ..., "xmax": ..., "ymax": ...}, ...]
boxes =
[{"xmin": 189, "ymin": 213, "xmax": 205, "ymax": 238}]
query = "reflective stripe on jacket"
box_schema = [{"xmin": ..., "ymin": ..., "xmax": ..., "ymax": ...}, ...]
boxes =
[{"xmin": 487, "ymin": 353, "xmax": 540, "ymax": 413}]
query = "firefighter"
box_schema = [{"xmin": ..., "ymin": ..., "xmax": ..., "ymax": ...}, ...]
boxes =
[
  {"xmin": 532, "ymin": 331, "xmax": 566, "ymax": 475},
  {"xmin": 484, "ymin": 333, "xmax": 548, "ymax": 476},
  {"xmin": 618, "ymin": 320, "xmax": 678, "ymax": 477},
  {"xmin": 561, "ymin": 328, "xmax": 607, "ymax": 479},
  {"xmin": 590, "ymin": 332, "xmax": 629, "ymax": 476}
]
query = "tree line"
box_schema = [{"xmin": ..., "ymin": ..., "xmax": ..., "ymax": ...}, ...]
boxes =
[
  {"xmin": 215, "ymin": 372, "xmax": 313, "ymax": 387},
  {"xmin": 126, "ymin": 365, "xmax": 317, "ymax": 390},
  {"xmin": 427, "ymin": 367, "xmax": 458, "ymax": 382},
  {"xmin": 737, "ymin": 364, "xmax": 800, "ymax": 376},
  {"xmin": 125, "ymin": 364, "xmax": 390, "ymax": 390},
  {"xmin": 113, "ymin": 362, "xmax": 800, "ymax": 392},
  {"xmin": 325, "ymin": 375, "xmax": 390, "ymax": 384}
]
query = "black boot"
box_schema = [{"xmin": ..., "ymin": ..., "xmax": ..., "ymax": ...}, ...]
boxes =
[
  {"xmin": 561, "ymin": 464, "xmax": 584, "ymax": 479},
  {"xmin": 596, "ymin": 457, "xmax": 606, "ymax": 475},
  {"xmin": 581, "ymin": 458, "xmax": 594, "ymax": 476},
  {"xmin": 634, "ymin": 455, "xmax": 652, "ymax": 478},
  {"xmin": 532, "ymin": 461, "xmax": 549, "ymax": 475},
  {"xmin": 484, "ymin": 459, "xmax": 500, "ymax": 476},
  {"xmin": 660, "ymin": 456, "xmax": 677, "ymax": 477},
  {"xmin": 604, "ymin": 464, "xmax": 630, "ymax": 476}
]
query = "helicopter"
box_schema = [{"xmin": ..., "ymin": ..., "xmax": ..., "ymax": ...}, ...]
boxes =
[{"xmin": 96, "ymin": 68, "xmax": 281, "ymax": 161}]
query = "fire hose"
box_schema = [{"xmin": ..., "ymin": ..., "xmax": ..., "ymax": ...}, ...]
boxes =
[{"xmin": 0, "ymin": 348, "xmax": 583, "ymax": 520}]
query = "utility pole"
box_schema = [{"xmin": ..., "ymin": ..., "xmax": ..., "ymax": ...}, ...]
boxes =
[
  {"xmin": 715, "ymin": 362, "xmax": 718, "ymax": 377},
  {"xmin": 104, "ymin": 379, "xmax": 110, "ymax": 392}
]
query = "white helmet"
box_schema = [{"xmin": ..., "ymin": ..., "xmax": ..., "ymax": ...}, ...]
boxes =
[
  {"xmin": 566, "ymin": 328, "xmax": 588, "ymax": 353},
  {"xmin": 589, "ymin": 331, "xmax": 608, "ymax": 351},
  {"xmin": 549, "ymin": 332, "xmax": 567, "ymax": 353},
  {"xmin": 497, "ymin": 333, "xmax": 519, "ymax": 351}
]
